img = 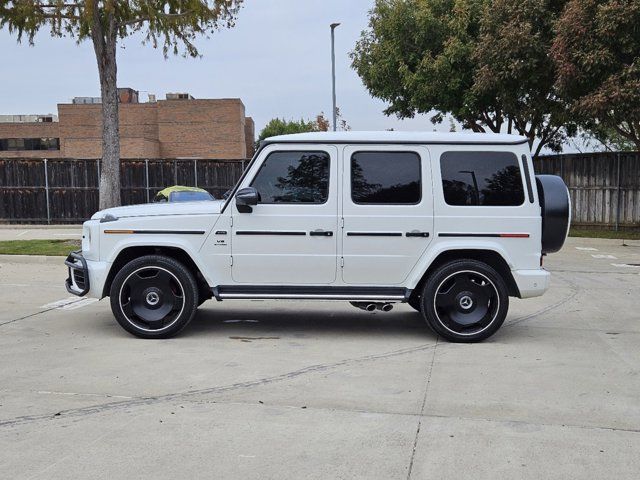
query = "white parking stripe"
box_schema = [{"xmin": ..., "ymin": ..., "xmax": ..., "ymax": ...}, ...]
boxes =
[
  {"xmin": 591, "ymin": 254, "xmax": 617, "ymax": 259},
  {"xmin": 16, "ymin": 230, "xmax": 30, "ymax": 237},
  {"xmin": 576, "ymin": 247, "xmax": 598, "ymax": 251},
  {"xmin": 61, "ymin": 298, "xmax": 98, "ymax": 310},
  {"xmin": 41, "ymin": 297, "xmax": 81, "ymax": 309},
  {"xmin": 53, "ymin": 233, "xmax": 82, "ymax": 237},
  {"xmin": 611, "ymin": 263, "xmax": 640, "ymax": 268}
]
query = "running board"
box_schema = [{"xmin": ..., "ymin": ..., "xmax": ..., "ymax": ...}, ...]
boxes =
[{"xmin": 212, "ymin": 286, "xmax": 410, "ymax": 302}]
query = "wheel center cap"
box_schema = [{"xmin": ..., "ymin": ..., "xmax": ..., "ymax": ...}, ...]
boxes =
[
  {"xmin": 459, "ymin": 295, "xmax": 473, "ymax": 310},
  {"xmin": 145, "ymin": 291, "xmax": 160, "ymax": 306}
]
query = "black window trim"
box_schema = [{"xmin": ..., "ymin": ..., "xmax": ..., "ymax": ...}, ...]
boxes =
[
  {"xmin": 350, "ymin": 150, "xmax": 423, "ymax": 206},
  {"xmin": 439, "ymin": 150, "xmax": 526, "ymax": 208},
  {"xmin": 521, "ymin": 154, "xmax": 535, "ymax": 204},
  {"xmin": 249, "ymin": 149, "xmax": 332, "ymax": 206}
]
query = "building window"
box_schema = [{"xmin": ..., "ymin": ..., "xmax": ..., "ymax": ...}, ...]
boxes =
[
  {"xmin": 0, "ymin": 138, "xmax": 60, "ymax": 151},
  {"xmin": 351, "ymin": 151, "xmax": 421, "ymax": 204},
  {"xmin": 440, "ymin": 151, "xmax": 524, "ymax": 206},
  {"xmin": 251, "ymin": 151, "xmax": 330, "ymax": 204}
]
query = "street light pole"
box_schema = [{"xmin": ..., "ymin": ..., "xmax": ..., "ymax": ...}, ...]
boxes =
[{"xmin": 330, "ymin": 22, "xmax": 340, "ymax": 132}]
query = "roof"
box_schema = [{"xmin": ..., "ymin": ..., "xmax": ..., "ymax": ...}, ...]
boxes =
[{"xmin": 264, "ymin": 131, "xmax": 528, "ymax": 145}]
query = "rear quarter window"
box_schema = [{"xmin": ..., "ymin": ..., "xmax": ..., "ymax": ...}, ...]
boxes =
[{"xmin": 440, "ymin": 151, "xmax": 525, "ymax": 206}]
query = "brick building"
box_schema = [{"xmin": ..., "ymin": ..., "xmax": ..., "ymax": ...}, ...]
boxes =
[{"xmin": 0, "ymin": 89, "xmax": 255, "ymax": 160}]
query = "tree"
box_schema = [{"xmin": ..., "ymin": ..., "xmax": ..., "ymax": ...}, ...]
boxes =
[
  {"xmin": 552, "ymin": 0, "xmax": 640, "ymax": 151},
  {"xmin": 0, "ymin": 1, "xmax": 243, "ymax": 209},
  {"xmin": 473, "ymin": 0, "xmax": 574, "ymax": 157},
  {"xmin": 351, "ymin": 0, "xmax": 574, "ymax": 157},
  {"xmin": 256, "ymin": 115, "xmax": 330, "ymax": 148}
]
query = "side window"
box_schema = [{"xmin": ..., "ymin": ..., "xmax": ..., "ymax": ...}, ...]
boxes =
[
  {"xmin": 351, "ymin": 151, "xmax": 421, "ymax": 204},
  {"xmin": 440, "ymin": 151, "xmax": 525, "ymax": 206},
  {"xmin": 251, "ymin": 151, "xmax": 330, "ymax": 204}
]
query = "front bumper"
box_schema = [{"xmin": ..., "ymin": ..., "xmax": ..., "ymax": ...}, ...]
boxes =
[{"xmin": 65, "ymin": 250, "xmax": 90, "ymax": 296}]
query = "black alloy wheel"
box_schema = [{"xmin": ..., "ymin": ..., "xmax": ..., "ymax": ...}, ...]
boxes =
[
  {"xmin": 421, "ymin": 260, "xmax": 508, "ymax": 342},
  {"xmin": 110, "ymin": 255, "xmax": 198, "ymax": 338}
]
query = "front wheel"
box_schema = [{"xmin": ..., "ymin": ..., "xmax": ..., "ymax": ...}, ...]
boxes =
[
  {"xmin": 421, "ymin": 260, "xmax": 508, "ymax": 343},
  {"xmin": 109, "ymin": 255, "xmax": 199, "ymax": 339}
]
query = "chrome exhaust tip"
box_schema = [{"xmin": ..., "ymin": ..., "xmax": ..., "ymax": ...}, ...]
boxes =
[
  {"xmin": 378, "ymin": 303, "xmax": 394, "ymax": 312},
  {"xmin": 350, "ymin": 302, "xmax": 377, "ymax": 312}
]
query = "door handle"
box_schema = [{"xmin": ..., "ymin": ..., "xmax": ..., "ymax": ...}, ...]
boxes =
[
  {"xmin": 406, "ymin": 231, "xmax": 430, "ymax": 237},
  {"xmin": 310, "ymin": 230, "xmax": 333, "ymax": 237}
]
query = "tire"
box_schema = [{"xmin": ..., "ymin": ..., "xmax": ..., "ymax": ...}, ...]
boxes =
[
  {"xmin": 421, "ymin": 259, "xmax": 508, "ymax": 343},
  {"xmin": 109, "ymin": 255, "xmax": 198, "ymax": 339}
]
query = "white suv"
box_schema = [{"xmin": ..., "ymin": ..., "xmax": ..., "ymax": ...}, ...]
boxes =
[{"xmin": 65, "ymin": 132, "xmax": 570, "ymax": 342}]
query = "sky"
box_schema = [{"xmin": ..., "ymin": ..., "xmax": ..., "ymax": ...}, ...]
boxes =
[
  {"xmin": 0, "ymin": 0, "xmax": 438, "ymax": 134},
  {"xmin": 0, "ymin": 1, "xmax": 590, "ymax": 154}
]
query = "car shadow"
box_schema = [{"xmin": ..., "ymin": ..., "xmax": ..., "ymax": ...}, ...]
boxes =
[{"xmin": 179, "ymin": 302, "xmax": 433, "ymax": 340}]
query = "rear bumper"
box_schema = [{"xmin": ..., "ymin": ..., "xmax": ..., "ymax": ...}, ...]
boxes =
[
  {"xmin": 512, "ymin": 268, "xmax": 550, "ymax": 299},
  {"xmin": 65, "ymin": 250, "xmax": 89, "ymax": 296}
]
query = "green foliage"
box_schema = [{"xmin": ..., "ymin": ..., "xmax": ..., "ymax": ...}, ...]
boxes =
[
  {"xmin": 474, "ymin": 0, "xmax": 573, "ymax": 156},
  {"xmin": 352, "ymin": 0, "xmax": 488, "ymax": 127},
  {"xmin": 552, "ymin": 0, "xmax": 640, "ymax": 151},
  {"xmin": 257, "ymin": 116, "xmax": 327, "ymax": 147},
  {"xmin": 0, "ymin": 1, "xmax": 243, "ymax": 58},
  {"xmin": 351, "ymin": 0, "xmax": 574, "ymax": 157}
]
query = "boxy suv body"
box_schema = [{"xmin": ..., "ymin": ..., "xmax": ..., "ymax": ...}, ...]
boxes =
[{"xmin": 66, "ymin": 132, "xmax": 570, "ymax": 342}]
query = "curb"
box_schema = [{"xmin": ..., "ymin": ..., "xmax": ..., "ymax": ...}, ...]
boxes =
[
  {"xmin": 0, "ymin": 225, "xmax": 82, "ymax": 229},
  {"xmin": 0, "ymin": 254, "xmax": 65, "ymax": 265}
]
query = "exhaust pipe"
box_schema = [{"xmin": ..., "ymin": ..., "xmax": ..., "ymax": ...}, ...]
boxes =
[
  {"xmin": 377, "ymin": 303, "xmax": 394, "ymax": 312},
  {"xmin": 350, "ymin": 302, "xmax": 394, "ymax": 312},
  {"xmin": 350, "ymin": 302, "xmax": 377, "ymax": 312}
]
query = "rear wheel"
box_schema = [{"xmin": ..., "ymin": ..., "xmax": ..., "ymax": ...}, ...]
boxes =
[
  {"xmin": 109, "ymin": 255, "xmax": 198, "ymax": 339},
  {"xmin": 421, "ymin": 260, "xmax": 508, "ymax": 343}
]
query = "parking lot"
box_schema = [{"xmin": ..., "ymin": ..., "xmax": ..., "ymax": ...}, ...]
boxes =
[{"xmin": 1, "ymin": 236, "xmax": 639, "ymax": 479}]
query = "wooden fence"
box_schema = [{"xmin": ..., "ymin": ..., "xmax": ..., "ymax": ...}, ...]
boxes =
[
  {"xmin": 0, "ymin": 158, "xmax": 246, "ymax": 224},
  {"xmin": 534, "ymin": 152, "xmax": 640, "ymax": 231},
  {"xmin": 1, "ymin": 153, "xmax": 639, "ymax": 229}
]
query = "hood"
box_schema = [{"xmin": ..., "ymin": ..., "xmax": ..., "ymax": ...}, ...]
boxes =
[{"xmin": 91, "ymin": 200, "xmax": 225, "ymax": 220}]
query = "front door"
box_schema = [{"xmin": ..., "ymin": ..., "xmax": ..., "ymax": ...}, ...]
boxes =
[
  {"xmin": 341, "ymin": 145, "xmax": 434, "ymax": 285},
  {"xmin": 231, "ymin": 144, "xmax": 338, "ymax": 284}
]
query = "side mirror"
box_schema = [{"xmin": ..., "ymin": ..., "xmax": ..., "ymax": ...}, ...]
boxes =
[{"xmin": 235, "ymin": 186, "xmax": 259, "ymax": 213}]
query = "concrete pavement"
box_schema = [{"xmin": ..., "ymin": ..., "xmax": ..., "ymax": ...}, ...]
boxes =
[
  {"xmin": 0, "ymin": 237, "xmax": 639, "ymax": 479},
  {"xmin": 0, "ymin": 225, "xmax": 82, "ymax": 241}
]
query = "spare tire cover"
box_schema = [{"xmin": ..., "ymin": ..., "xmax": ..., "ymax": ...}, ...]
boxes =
[{"xmin": 536, "ymin": 175, "xmax": 570, "ymax": 254}]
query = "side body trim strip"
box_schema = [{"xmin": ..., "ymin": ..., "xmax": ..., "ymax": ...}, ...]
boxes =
[
  {"xmin": 104, "ymin": 230, "xmax": 206, "ymax": 235},
  {"xmin": 235, "ymin": 231, "xmax": 307, "ymax": 236},
  {"xmin": 438, "ymin": 233, "xmax": 530, "ymax": 238},
  {"xmin": 346, "ymin": 232, "xmax": 403, "ymax": 237}
]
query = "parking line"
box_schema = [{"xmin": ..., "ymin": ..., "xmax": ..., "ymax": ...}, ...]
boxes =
[
  {"xmin": 591, "ymin": 254, "xmax": 617, "ymax": 259},
  {"xmin": 576, "ymin": 247, "xmax": 598, "ymax": 251},
  {"xmin": 16, "ymin": 230, "xmax": 30, "ymax": 237},
  {"xmin": 41, "ymin": 297, "xmax": 81, "ymax": 309},
  {"xmin": 62, "ymin": 298, "xmax": 98, "ymax": 310}
]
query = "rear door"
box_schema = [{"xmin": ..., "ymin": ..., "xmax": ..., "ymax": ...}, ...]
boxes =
[{"xmin": 341, "ymin": 145, "xmax": 433, "ymax": 285}]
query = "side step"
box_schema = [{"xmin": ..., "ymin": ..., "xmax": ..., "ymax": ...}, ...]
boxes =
[{"xmin": 213, "ymin": 285, "xmax": 410, "ymax": 302}]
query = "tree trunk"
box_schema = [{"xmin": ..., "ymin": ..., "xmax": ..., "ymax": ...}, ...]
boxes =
[{"xmin": 91, "ymin": 9, "xmax": 121, "ymax": 210}]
